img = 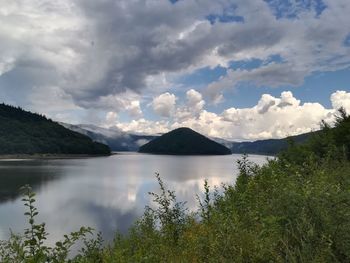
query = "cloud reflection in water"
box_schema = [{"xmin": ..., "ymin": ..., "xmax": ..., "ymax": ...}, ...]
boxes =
[{"xmin": 0, "ymin": 153, "xmax": 268, "ymax": 243}]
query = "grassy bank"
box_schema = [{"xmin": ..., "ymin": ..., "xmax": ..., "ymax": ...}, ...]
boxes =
[{"xmin": 1, "ymin": 109, "xmax": 350, "ymax": 262}]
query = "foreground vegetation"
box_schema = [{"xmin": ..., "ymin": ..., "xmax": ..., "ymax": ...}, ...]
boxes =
[{"xmin": 1, "ymin": 109, "xmax": 350, "ymax": 262}]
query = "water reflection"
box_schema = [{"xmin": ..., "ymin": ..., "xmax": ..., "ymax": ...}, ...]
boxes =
[
  {"xmin": 0, "ymin": 160, "xmax": 65, "ymax": 203},
  {"xmin": 0, "ymin": 153, "xmax": 268, "ymax": 243}
]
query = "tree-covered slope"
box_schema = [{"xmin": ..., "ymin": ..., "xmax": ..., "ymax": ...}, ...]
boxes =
[
  {"xmin": 139, "ymin": 127, "xmax": 231, "ymax": 155},
  {"xmin": 0, "ymin": 103, "xmax": 110, "ymax": 155},
  {"xmin": 229, "ymin": 132, "xmax": 312, "ymax": 155}
]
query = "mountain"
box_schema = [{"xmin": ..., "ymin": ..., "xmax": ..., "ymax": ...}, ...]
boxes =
[
  {"xmin": 138, "ymin": 127, "xmax": 231, "ymax": 155},
  {"xmin": 61, "ymin": 123, "xmax": 156, "ymax": 151},
  {"xmin": 230, "ymin": 133, "xmax": 313, "ymax": 155},
  {"xmin": 63, "ymin": 122, "xmax": 314, "ymax": 156},
  {"xmin": 0, "ymin": 103, "xmax": 110, "ymax": 155},
  {"xmin": 221, "ymin": 132, "xmax": 313, "ymax": 155}
]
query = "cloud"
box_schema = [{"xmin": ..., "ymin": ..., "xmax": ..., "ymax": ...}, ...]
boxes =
[
  {"xmin": 331, "ymin": 90, "xmax": 350, "ymax": 112},
  {"xmin": 220, "ymin": 91, "xmax": 333, "ymax": 140},
  {"xmin": 126, "ymin": 100, "xmax": 143, "ymax": 119},
  {"xmin": 1, "ymin": 0, "xmax": 350, "ymax": 138},
  {"xmin": 152, "ymin": 92, "xmax": 177, "ymax": 117},
  {"xmin": 0, "ymin": 57, "xmax": 15, "ymax": 76},
  {"xmin": 205, "ymin": 62, "xmax": 307, "ymax": 102},
  {"xmin": 1, "ymin": 0, "xmax": 350, "ymax": 111},
  {"xmin": 174, "ymin": 89, "xmax": 205, "ymax": 121},
  {"xmin": 105, "ymin": 112, "xmax": 118, "ymax": 127},
  {"xmin": 116, "ymin": 119, "xmax": 169, "ymax": 135},
  {"xmin": 112, "ymin": 90, "xmax": 350, "ymax": 141},
  {"xmin": 177, "ymin": 91, "xmax": 332, "ymax": 140},
  {"xmin": 28, "ymin": 86, "xmax": 80, "ymax": 113},
  {"xmin": 186, "ymin": 89, "xmax": 205, "ymax": 112}
]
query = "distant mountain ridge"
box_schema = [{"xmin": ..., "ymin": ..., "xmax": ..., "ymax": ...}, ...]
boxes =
[
  {"xmin": 0, "ymin": 103, "xmax": 110, "ymax": 155},
  {"xmin": 139, "ymin": 127, "xmax": 232, "ymax": 155},
  {"xmin": 215, "ymin": 132, "xmax": 313, "ymax": 155},
  {"xmin": 63, "ymin": 123, "xmax": 315, "ymax": 155}
]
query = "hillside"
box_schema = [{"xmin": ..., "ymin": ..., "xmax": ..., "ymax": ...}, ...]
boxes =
[
  {"xmin": 61, "ymin": 123, "xmax": 156, "ymax": 151},
  {"xmin": 139, "ymin": 127, "xmax": 231, "ymax": 155},
  {"xmin": 228, "ymin": 132, "xmax": 313, "ymax": 155},
  {"xmin": 0, "ymin": 103, "xmax": 111, "ymax": 155}
]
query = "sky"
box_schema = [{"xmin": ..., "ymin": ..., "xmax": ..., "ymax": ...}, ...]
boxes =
[{"xmin": 0, "ymin": 0, "xmax": 350, "ymax": 141}]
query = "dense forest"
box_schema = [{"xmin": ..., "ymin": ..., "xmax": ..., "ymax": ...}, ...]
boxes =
[
  {"xmin": 139, "ymin": 127, "xmax": 232, "ymax": 155},
  {"xmin": 1, "ymin": 108, "xmax": 350, "ymax": 262},
  {"xmin": 230, "ymin": 131, "xmax": 312, "ymax": 155},
  {"xmin": 0, "ymin": 103, "xmax": 110, "ymax": 155}
]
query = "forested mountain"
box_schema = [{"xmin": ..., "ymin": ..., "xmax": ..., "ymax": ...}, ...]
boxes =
[
  {"xmin": 139, "ymin": 127, "xmax": 231, "ymax": 155},
  {"xmin": 0, "ymin": 103, "xmax": 110, "ymax": 155},
  {"xmin": 227, "ymin": 132, "xmax": 313, "ymax": 155}
]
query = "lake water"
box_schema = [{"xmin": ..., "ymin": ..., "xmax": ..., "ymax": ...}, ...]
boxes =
[{"xmin": 0, "ymin": 153, "xmax": 268, "ymax": 244}]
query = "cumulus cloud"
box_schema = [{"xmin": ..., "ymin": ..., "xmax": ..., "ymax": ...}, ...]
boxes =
[
  {"xmin": 152, "ymin": 92, "xmax": 177, "ymax": 117},
  {"xmin": 126, "ymin": 100, "xmax": 143, "ymax": 119},
  {"xmin": 110, "ymin": 90, "xmax": 350, "ymax": 140},
  {"xmin": 186, "ymin": 89, "xmax": 205, "ymax": 112},
  {"xmin": 331, "ymin": 90, "xmax": 350, "ymax": 113},
  {"xmin": 105, "ymin": 112, "xmax": 118, "ymax": 127},
  {"xmin": 116, "ymin": 119, "xmax": 170, "ymax": 135},
  {"xmin": 174, "ymin": 89, "xmax": 205, "ymax": 121},
  {"xmin": 220, "ymin": 91, "xmax": 333, "ymax": 140}
]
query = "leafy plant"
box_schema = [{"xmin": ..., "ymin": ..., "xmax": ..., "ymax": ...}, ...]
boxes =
[{"xmin": 0, "ymin": 185, "xmax": 101, "ymax": 263}]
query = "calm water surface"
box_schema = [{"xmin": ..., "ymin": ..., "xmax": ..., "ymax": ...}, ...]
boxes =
[{"xmin": 0, "ymin": 153, "xmax": 268, "ymax": 244}]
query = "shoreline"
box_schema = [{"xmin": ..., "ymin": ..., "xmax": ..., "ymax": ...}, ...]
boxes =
[{"xmin": 0, "ymin": 153, "xmax": 114, "ymax": 160}]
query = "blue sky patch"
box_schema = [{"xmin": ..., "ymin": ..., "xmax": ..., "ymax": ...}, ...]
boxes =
[
  {"xmin": 206, "ymin": 4, "xmax": 244, "ymax": 24},
  {"xmin": 264, "ymin": 0, "xmax": 327, "ymax": 19},
  {"xmin": 206, "ymin": 14, "xmax": 244, "ymax": 24}
]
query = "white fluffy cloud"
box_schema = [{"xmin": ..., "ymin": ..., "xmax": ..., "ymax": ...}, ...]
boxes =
[
  {"xmin": 186, "ymin": 89, "xmax": 205, "ymax": 112},
  {"xmin": 105, "ymin": 111, "xmax": 118, "ymax": 127},
  {"xmin": 220, "ymin": 91, "xmax": 333, "ymax": 140},
  {"xmin": 126, "ymin": 100, "xmax": 143, "ymax": 119},
  {"xmin": 115, "ymin": 90, "xmax": 350, "ymax": 141},
  {"xmin": 331, "ymin": 90, "xmax": 350, "ymax": 113},
  {"xmin": 116, "ymin": 119, "xmax": 169, "ymax": 135},
  {"xmin": 152, "ymin": 92, "xmax": 177, "ymax": 118},
  {"xmin": 175, "ymin": 89, "xmax": 205, "ymax": 121}
]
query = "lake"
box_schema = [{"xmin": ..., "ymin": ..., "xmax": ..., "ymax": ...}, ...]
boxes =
[{"xmin": 0, "ymin": 153, "xmax": 268, "ymax": 244}]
